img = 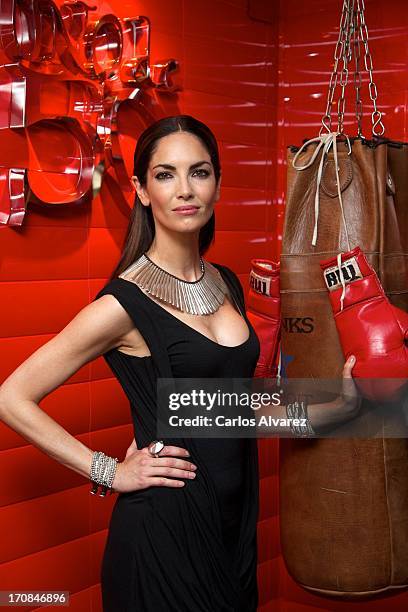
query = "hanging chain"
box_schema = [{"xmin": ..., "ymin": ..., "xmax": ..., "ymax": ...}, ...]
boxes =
[
  {"xmin": 320, "ymin": 0, "xmax": 350, "ymax": 135},
  {"xmin": 336, "ymin": 0, "xmax": 354, "ymax": 134},
  {"xmin": 355, "ymin": 0, "xmax": 385, "ymax": 135},
  {"xmin": 352, "ymin": 5, "xmax": 363, "ymax": 136},
  {"xmin": 320, "ymin": 0, "xmax": 385, "ymax": 137}
]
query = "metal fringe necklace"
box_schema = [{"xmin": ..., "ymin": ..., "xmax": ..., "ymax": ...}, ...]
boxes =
[{"xmin": 119, "ymin": 253, "xmax": 229, "ymax": 315}]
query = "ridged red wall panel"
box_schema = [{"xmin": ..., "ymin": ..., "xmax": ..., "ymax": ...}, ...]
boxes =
[
  {"xmin": 1, "ymin": 0, "xmax": 405, "ymax": 609},
  {"xmin": 0, "ymin": 0, "xmax": 279, "ymax": 609}
]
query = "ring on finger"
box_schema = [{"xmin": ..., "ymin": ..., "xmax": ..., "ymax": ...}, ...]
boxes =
[{"xmin": 148, "ymin": 440, "xmax": 165, "ymax": 458}]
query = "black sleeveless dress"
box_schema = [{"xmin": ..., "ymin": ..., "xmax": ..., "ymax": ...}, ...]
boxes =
[{"xmin": 93, "ymin": 263, "xmax": 260, "ymax": 612}]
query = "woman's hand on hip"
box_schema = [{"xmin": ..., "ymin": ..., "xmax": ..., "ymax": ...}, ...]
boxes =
[
  {"xmin": 124, "ymin": 437, "xmax": 138, "ymax": 459},
  {"xmin": 113, "ymin": 443, "xmax": 197, "ymax": 493}
]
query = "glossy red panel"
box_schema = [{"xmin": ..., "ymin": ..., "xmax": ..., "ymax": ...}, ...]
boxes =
[
  {"xmin": 218, "ymin": 141, "xmax": 270, "ymax": 189},
  {"xmin": 0, "ymin": 427, "xmax": 132, "ymax": 507},
  {"xmin": 0, "ymin": 227, "xmax": 89, "ymax": 281},
  {"xmin": 0, "ymin": 487, "xmax": 89, "ymax": 564},
  {"xmin": 258, "ymin": 438, "xmax": 279, "ymax": 479},
  {"xmin": 89, "ymin": 379, "xmax": 132, "ymax": 432},
  {"xmin": 184, "ymin": 37, "xmax": 269, "ymax": 104},
  {"xmin": 259, "ymin": 475, "xmax": 279, "ymax": 522},
  {"xmin": 179, "ymin": 90, "xmax": 270, "ymax": 147},
  {"xmin": 258, "ymin": 559, "xmax": 280, "ymax": 607},
  {"xmin": 0, "ymin": 533, "xmax": 99, "ymax": 593},
  {"xmin": 24, "ymin": 200, "xmax": 90, "ymax": 228},
  {"xmin": 207, "ymin": 230, "xmax": 273, "ymax": 273},
  {"xmin": 216, "ymin": 187, "xmax": 268, "ymax": 231},
  {"xmin": 1, "ymin": 0, "xmax": 407, "ymax": 609},
  {"xmin": 88, "ymin": 227, "xmax": 129, "ymax": 277},
  {"xmin": 124, "ymin": 0, "xmax": 183, "ymax": 35},
  {"xmin": 0, "ymin": 280, "xmax": 89, "ymax": 337},
  {"xmin": 187, "ymin": 0, "xmax": 269, "ymax": 45},
  {"xmin": 258, "ymin": 517, "xmax": 280, "ymax": 564},
  {"xmin": 90, "ymin": 353, "xmax": 117, "ymax": 381},
  {"xmin": 0, "ymin": 436, "xmax": 90, "ymax": 507}
]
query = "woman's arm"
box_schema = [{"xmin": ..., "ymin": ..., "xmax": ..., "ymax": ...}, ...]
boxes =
[
  {"xmin": 255, "ymin": 356, "xmax": 360, "ymax": 435},
  {"xmin": 307, "ymin": 355, "xmax": 360, "ymax": 432},
  {"xmin": 0, "ymin": 295, "xmax": 135, "ymax": 480},
  {"xmin": 0, "ymin": 294, "xmax": 197, "ymax": 492}
]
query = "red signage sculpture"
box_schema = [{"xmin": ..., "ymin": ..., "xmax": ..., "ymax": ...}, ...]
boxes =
[{"xmin": 0, "ymin": 0, "xmax": 180, "ymax": 225}]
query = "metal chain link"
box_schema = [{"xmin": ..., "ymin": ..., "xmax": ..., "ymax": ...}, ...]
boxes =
[
  {"xmin": 352, "ymin": 4, "xmax": 364, "ymax": 136},
  {"xmin": 320, "ymin": 0, "xmax": 385, "ymax": 137},
  {"xmin": 336, "ymin": 0, "xmax": 354, "ymax": 134},
  {"xmin": 320, "ymin": 0, "xmax": 350, "ymax": 135},
  {"xmin": 355, "ymin": 0, "xmax": 385, "ymax": 135}
]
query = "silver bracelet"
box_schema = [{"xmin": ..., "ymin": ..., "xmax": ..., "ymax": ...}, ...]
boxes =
[
  {"xmin": 286, "ymin": 401, "xmax": 315, "ymax": 437},
  {"xmin": 90, "ymin": 451, "xmax": 119, "ymax": 496}
]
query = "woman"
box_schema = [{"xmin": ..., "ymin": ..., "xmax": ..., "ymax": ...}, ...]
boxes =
[{"xmin": 0, "ymin": 115, "xmax": 358, "ymax": 611}]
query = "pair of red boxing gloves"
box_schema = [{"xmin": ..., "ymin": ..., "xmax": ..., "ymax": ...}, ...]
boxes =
[{"xmin": 246, "ymin": 247, "xmax": 408, "ymax": 402}]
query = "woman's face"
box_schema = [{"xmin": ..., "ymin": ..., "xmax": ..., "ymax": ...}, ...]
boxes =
[{"xmin": 131, "ymin": 131, "xmax": 220, "ymax": 235}]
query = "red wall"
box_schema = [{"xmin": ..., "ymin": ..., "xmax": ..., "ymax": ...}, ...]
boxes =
[
  {"xmin": 1, "ymin": 0, "xmax": 407, "ymax": 610},
  {"xmin": 0, "ymin": 0, "xmax": 279, "ymax": 610}
]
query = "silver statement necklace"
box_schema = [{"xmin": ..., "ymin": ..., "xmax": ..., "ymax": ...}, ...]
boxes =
[{"xmin": 119, "ymin": 253, "xmax": 229, "ymax": 315}]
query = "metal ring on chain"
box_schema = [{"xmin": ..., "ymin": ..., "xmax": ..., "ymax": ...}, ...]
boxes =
[{"xmin": 320, "ymin": 0, "xmax": 385, "ymax": 138}]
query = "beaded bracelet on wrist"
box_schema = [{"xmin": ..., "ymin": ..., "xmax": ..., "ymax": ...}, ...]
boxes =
[
  {"xmin": 90, "ymin": 451, "xmax": 118, "ymax": 497},
  {"xmin": 286, "ymin": 401, "xmax": 315, "ymax": 437}
]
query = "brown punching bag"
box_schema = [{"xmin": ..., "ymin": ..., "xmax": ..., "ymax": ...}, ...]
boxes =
[{"xmin": 279, "ymin": 1, "xmax": 408, "ymax": 599}]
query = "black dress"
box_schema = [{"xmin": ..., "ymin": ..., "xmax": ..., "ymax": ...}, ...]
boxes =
[{"xmin": 93, "ymin": 263, "xmax": 260, "ymax": 612}]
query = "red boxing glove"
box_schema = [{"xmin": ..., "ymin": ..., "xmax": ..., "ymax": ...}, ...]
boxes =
[
  {"xmin": 247, "ymin": 259, "xmax": 281, "ymax": 378},
  {"xmin": 320, "ymin": 246, "xmax": 408, "ymax": 402}
]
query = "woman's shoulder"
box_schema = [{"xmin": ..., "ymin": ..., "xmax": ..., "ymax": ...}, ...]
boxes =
[
  {"xmin": 210, "ymin": 261, "xmax": 238, "ymax": 279},
  {"xmin": 93, "ymin": 277, "xmax": 128, "ymax": 302},
  {"xmin": 93, "ymin": 277, "xmax": 146, "ymax": 313},
  {"xmin": 209, "ymin": 261, "xmax": 244, "ymax": 299}
]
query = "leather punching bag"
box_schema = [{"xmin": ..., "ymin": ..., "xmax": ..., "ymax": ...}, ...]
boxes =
[{"xmin": 279, "ymin": 137, "xmax": 408, "ymax": 598}]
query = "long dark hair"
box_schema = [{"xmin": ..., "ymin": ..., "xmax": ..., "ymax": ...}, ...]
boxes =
[{"xmin": 109, "ymin": 115, "xmax": 220, "ymax": 280}]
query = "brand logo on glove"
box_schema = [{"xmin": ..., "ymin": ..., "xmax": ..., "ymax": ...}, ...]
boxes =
[
  {"xmin": 323, "ymin": 257, "xmax": 363, "ymax": 291},
  {"xmin": 283, "ymin": 318, "xmax": 314, "ymax": 333},
  {"xmin": 250, "ymin": 271, "xmax": 271, "ymax": 297}
]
